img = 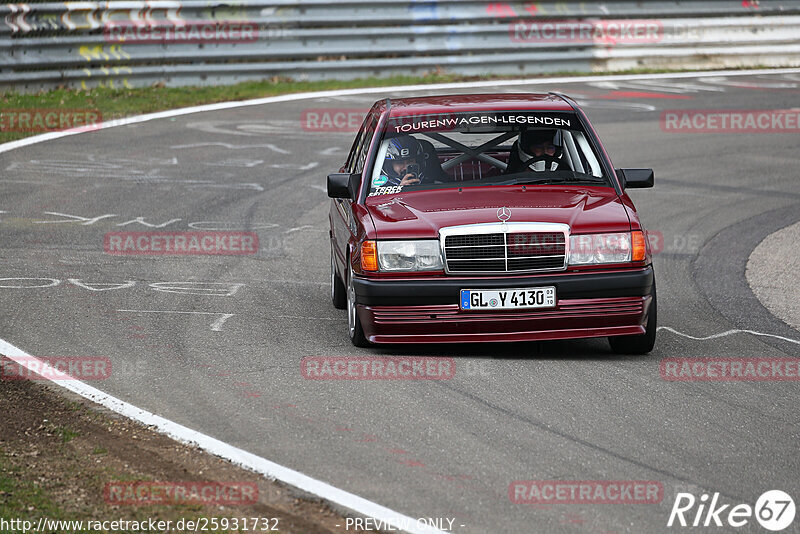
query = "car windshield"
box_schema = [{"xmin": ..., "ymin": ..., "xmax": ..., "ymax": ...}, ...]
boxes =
[{"xmin": 368, "ymin": 111, "xmax": 610, "ymax": 197}]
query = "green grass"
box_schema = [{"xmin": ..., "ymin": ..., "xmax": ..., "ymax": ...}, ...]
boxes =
[
  {"xmin": 0, "ymin": 453, "xmax": 62, "ymax": 519},
  {"xmin": 0, "ymin": 451, "xmax": 247, "ymax": 533},
  {"xmin": 55, "ymin": 427, "xmax": 79, "ymax": 444}
]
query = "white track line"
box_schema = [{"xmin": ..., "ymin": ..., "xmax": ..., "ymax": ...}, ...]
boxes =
[
  {"xmin": 3, "ymin": 68, "xmax": 800, "ymax": 532},
  {"xmin": 2, "ymin": 67, "xmax": 800, "ymax": 156},
  {"xmin": 0, "ymin": 338, "xmax": 446, "ymax": 534},
  {"xmin": 658, "ymin": 326, "xmax": 800, "ymax": 346}
]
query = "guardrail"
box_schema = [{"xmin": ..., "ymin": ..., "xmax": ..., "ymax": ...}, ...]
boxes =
[{"xmin": 2, "ymin": 1, "xmax": 800, "ymax": 92}]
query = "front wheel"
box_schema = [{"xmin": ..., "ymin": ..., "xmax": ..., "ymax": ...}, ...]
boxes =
[
  {"xmin": 609, "ymin": 284, "xmax": 657, "ymax": 355},
  {"xmin": 347, "ymin": 262, "xmax": 370, "ymax": 347}
]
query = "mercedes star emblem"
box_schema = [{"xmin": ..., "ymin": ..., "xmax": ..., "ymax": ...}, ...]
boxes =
[{"xmin": 497, "ymin": 206, "xmax": 511, "ymax": 222}]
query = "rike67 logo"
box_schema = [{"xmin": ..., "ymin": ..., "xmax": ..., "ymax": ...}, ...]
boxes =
[{"xmin": 668, "ymin": 490, "xmax": 795, "ymax": 531}]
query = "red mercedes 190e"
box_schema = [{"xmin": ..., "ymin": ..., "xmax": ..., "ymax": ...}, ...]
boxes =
[{"xmin": 328, "ymin": 93, "xmax": 656, "ymax": 353}]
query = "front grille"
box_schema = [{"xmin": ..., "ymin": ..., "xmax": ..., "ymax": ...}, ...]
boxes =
[
  {"xmin": 441, "ymin": 224, "xmax": 568, "ymax": 274},
  {"xmin": 446, "ymin": 234, "xmax": 505, "ymax": 247}
]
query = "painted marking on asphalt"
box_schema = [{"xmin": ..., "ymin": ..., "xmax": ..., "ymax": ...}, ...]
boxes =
[
  {"xmin": 0, "ymin": 278, "xmax": 61, "ymax": 288},
  {"xmin": 3, "ymin": 68, "xmax": 800, "ymax": 155},
  {"xmin": 0, "ymin": 338, "xmax": 446, "ymax": 534},
  {"xmin": 69, "ymin": 279, "xmax": 136, "ymax": 291},
  {"xmin": 186, "ymin": 182, "xmax": 264, "ymax": 191},
  {"xmin": 4, "ymin": 158, "xmax": 261, "ymax": 191},
  {"xmin": 0, "ymin": 211, "xmax": 287, "ymax": 231},
  {"xmin": 205, "ymin": 159, "xmax": 264, "ymax": 168},
  {"xmin": 35, "ymin": 212, "xmax": 117, "ymax": 225},
  {"xmin": 590, "ymin": 79, "xmax": 728, "ymax": 93},
  {"xmin": 568, "ymin": 98, "xmax": 657, "ymax": 112},
  {"xmin": 187, "ymin": 221, "xmax": 279, "ymax": 230},
  {"xmin": 149, "ymin": 282, "xmax": 244, "ymax": 297},
  {"xmin": 171, "ymin": 142, "xmax": 291, "ymax": 154},
  {"xmin": 116, "ymin": 310, "xmax": 235, "ymax": 331},
  {"xmin": 0, "ymin": 279, "xmax": 245, "ymax": 297},
  {"xmin": 597, "ymin": 91, "xmax": 693, "ymax": 100},
  {"xmin": 268, "ymin": 161, "xmax": 318, "ymax": 171},
  {"xmin": 285, "ymin": 225, "xmax": 316, "ymax": 233},
  {"xmin": 116, "ymin": 217, "xmax": 183, "ymax": 228},
  {"xmin": 702, "ymin": 76, "xmax": 799, "ymax": 89},
  {"xmin": 658, "ymin": 326, "xmax": 800, "ymax": 346}
]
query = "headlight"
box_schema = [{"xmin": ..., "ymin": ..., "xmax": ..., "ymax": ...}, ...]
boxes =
[
  {"xmin": 377, "ymin": 240, "xmax": 443, "ymax": 271},
  {"xmin": 569, "ymin": 233, "xmax": 632, "ymax": 265}
]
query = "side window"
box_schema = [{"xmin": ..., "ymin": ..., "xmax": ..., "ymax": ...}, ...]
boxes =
[
  {"xmin": 345, "ymin": 114, "xmax": 371, "ymax": 172},
  {"xmin": 354, "ymin": 116, "xmax": 378, "ymax": 174}
]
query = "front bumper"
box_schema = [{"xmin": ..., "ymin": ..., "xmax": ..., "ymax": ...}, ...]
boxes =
[{"xmin": 354, "ymin": 267, "xmax": 654, "ymax": 344}]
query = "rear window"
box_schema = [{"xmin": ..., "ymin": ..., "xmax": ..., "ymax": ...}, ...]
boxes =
[{"xmin": 368, "ymin": 111, "xmax": 610, "ymax": 197}]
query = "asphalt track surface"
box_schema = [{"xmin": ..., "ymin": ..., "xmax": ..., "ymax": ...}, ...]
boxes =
[{"xmin": 1, "ymin": 71, "xmax": 799, "ymax": 533}]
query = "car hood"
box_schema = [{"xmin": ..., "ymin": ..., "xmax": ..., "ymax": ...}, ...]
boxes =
[{"xmin": 366, "ymin": 186, "xmax": 631, "ymax": 239}]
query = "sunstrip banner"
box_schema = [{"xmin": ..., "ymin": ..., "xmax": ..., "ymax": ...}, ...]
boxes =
[{"xmin": 391, "ymin": 113, "xmax": 573, "ymax": 133}]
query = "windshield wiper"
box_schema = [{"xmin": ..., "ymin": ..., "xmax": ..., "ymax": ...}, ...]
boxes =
[{"xmin": 512, "ymin": 176, "xmax": 565, "ymax": 185}]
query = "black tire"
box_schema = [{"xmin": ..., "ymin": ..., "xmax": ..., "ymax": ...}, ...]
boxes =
[
  {"xmin": 609, "ymin": 283, "xmax": 657, "ymax": 355},
  {"xmin": 347, "ymin": 262, "xmax": 370, "ymax": 347},
  {"xmin": 331, "ymin": 245, "xmax": 346, "ymax": 310}
]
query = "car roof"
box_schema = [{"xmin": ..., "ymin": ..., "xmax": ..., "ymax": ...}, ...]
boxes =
[{"xmin": 375, "ymin": 93, "xmax": 576, "ymax": 117}]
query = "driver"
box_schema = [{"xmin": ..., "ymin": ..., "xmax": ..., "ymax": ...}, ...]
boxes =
[
  {"xmin": 505, "ymin": 129, "xmax": 563, "ymax": 174},
  {"xmin": 378, "ymin": 136, "xmax": 425, "ymax": 187}
]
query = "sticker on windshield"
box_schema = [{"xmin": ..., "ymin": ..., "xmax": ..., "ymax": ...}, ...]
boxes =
[
  {"xmin": 372, "ymin": 174, "xmax": 389, "ymax": 187},
  {"xmin": 368, "ymin": 185, "xmax": 404, "ymax": 197}
]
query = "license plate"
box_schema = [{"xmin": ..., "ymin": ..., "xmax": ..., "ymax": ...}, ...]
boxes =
[{"xmin": 460, "ymin": 287, "xmax": 556, "ymax": 311}]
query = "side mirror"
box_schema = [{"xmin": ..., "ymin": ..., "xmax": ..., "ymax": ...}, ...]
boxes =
[
  {"xmin": 616, "ymin": 168, "xmax": 654, "ymax": 189},
  {"xmin": 327, "ymin": 173, "xmax": 360, "ymax": 199}
]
